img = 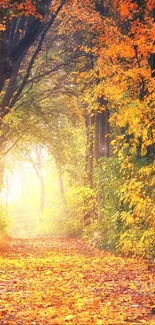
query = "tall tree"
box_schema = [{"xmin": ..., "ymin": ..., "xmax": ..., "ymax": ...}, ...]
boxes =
[
  {"xmin": 0, "ymin": 0, "xmax": 66, "ymax": 100},
  {"xmin": 0, "ymin": 0, "xmax": 67, "ymax": 188}
]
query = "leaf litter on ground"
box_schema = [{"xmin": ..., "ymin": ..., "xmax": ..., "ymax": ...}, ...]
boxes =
[{"xmin": 0, "ymin": 238, "xmax": 154, "ymax": 325}]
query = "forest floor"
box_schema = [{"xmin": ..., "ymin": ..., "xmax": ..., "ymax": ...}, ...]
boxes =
[{"xmin": 0, "ymin": 238, "xmax": 154, "ymax": 325}]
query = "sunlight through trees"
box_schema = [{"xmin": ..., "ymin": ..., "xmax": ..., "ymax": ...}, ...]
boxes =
[{"xmin": 0, "ymin": 0, "xmax": 154, "ymax": 258}]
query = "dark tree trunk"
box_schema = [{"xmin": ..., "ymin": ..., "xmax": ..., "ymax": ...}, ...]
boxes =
[
  {"xmin": 104, "ymin": 108, "xmax": 110, "ymax": 157},
  {"xmin": 84, "ymin": 108, "xmax": 95, "ymax": 226},
  {"xmin": 96, "ymin": 97, "xmax": 110, "ymax": 158},
  {"xmin": 1, "ymin": 56, "xmax": 23, "ymax": 113},
  {"xmin": 99, "ymin": 110, "xmax": 105, "ymax": 157},
  {"xmin": 98, "ymin": 108, "xmax": 110, "ymax": 158},
  {"xmin": 89, "ymin": 114, "xmax": 94, "ymax": 188},
  {"xmin": 85, "ymin": 109, "xmax": 94, "ymax": 188},
  {"xmin": 85, "ymin": 110, "xmax": 90, "ymax": 176},
  {"xmin": 95, "ymin": 111, "xmax": 100, "ymax": 161},
  {"xmin": 0, "ymin": 0, "xmax": 52, "ymax": 92},
  {"xmin": 0, "ymin": 0, "xmax": 66, "ymax": 100}
]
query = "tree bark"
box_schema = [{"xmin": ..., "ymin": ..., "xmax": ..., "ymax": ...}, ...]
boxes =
[
  {"xmin": 0, "ymin": 0, "xmax": 67, "ymax": 188},
  {"xmin": 1, "ymin": 56, "xmax": 23, "ymax": 113},
  {"xmin": 104, "ymin": 108, "xmax": 110, "ymax": 157},
  {"xmin": 95, "ymin": 111, "xmax": 100, "ymax": 161},
  {"xmin": 99, "ymin": 111, "xmax": 105, "ymax": 157},
  {"xmin": 85, "ymin": 111, "xmax": 94, "ymax": 188},
  {"xmin": 89, "ymin": 114, "xmax": 94, "ymax": 188},
  {"xmin": 84, "ymin": 108, "xmax": 94, "ymax": 226},
  {"xmin": 0, "ymin": 0, "xmax": 66, "ymax": 95}
]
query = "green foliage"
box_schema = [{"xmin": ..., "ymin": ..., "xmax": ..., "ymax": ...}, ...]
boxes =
[
  {"xmin": 117, "ymin": 155, "xmax": 155, "ymax": 259},
  {"xmin": 37, "ymin": 185, "xmax": 97, "ymax": 238},
  {"xmin": 37, "ymin": 202, "xmax": 83, "ymax": 239},
  {"xmin": 94, "ymin": 157, "xmax": 121, "ymax": 217},
  {"xmin": 82, "ymin": 155, "xmax": 155, "ymax": 259},
  {"xmin": 83, "ymin": 158, "xmax": 122, "ymax": 250},
  {"xmin": 64, "ymin": 185, "xmax": 97, "ymax": 236}
]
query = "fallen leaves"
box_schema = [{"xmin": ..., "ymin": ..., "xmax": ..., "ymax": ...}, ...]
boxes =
[{"xmin": 0, "ymin": 238, "xmax": 154, "ymax": 325}]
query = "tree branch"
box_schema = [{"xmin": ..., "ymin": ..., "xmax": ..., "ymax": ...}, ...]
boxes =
[{"xmin": 2, "ymin": 0, "xmax": 67, "ymax": 113}]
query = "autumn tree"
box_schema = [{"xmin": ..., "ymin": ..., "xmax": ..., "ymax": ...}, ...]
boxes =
[
  {"xmin": 80, "ymin": 0, "xmax": 155, "ymax": 256},
  {"xmin": 0, "ymin": 0, "xmax": 154, "ymax": 256},
  {"xmin": 0, "ymin": 0, "xmax": 68, "ymax": 188},
  {"xmin": 59, "ymin": 0, "xmax": 155, "ymax": 255}
]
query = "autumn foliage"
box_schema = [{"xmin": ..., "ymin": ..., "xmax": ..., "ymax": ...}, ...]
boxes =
[
  {"xmin": 0, "ymin": 1, "xmax": 155, "ymax": 324},
  {"xmin": 0, "ymin": 239, "xmax": 155, "ymax": 325},
  {"xmin": 62, "ymin": 0, "xmax": 155, "ymax": 257},
  {"xmin": 0, "ymin": 1, "xmax": 155, "ymax": 256}
]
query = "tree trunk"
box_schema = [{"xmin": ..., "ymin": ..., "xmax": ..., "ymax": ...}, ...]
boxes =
[
  {"xmin": 99, "ymin": 111, "xmax": 105, "ymax": 157},
  {"xmin": 38, "ymin": 174, "xmax": 45, "ymax": 213},
  {"xmin": 56, "ymin": 162, "xmax": 66, "ymax": 205},
  {"xmin": 89, "ymin": 114, "xmax": 94, "ymax": 188},
  {"xmin": 1, "ymin": 57, "xmax": 23, "ymax": 113},
  {"xmin": 0, "ymin": 0, "xmax": 66, "ymax": 97},
  {"xmin": 84, "ymin": 108, "xmax": 94, "ymax": 226},
  {"xmin": 95, "ymin": 111, "xmax": 100, "ymax": 161},
  {"xmin": 28, "ymin": 146, "xmax": 45, "ymax": 213},
  {"xmin": 104, "ymin": 108, "xmax": 110, "ymax": 157},
  {"xmin": 0, "ymin": 132, "xmax": 7, "ymax": 190},
  {"xmin": 84, "ymin": 112, "xmax": 94, "ymax": 188},
  {"xmin": 99, "ymin": 109, "xmax": 110, "ymax": 158},
  {"xmin": 97, "ymin": 97, "xmax": 110, "ymax": 158}
]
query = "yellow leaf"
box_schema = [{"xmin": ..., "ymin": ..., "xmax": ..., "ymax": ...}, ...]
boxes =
[
  {"xmin": 64, "ymin": 315, "xmax": 74, "ymax": 321},
  {"xmin": 129, "ymin": 283, "xmax": 137, "ymax": 290}
]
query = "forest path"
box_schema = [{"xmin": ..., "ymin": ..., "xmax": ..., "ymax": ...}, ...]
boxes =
[{"xmin": 0, "ymin": 238, "xmax": 154, "ymax": 325}]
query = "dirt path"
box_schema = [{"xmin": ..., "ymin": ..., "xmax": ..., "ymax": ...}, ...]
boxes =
[{"xmin": 0, "ymin": 239, "xmax": 154, "ymax": 325}]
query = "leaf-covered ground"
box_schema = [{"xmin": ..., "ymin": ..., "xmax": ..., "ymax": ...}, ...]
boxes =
[{"xmin": 0, "ymin": 239, "xmax": 154, "ymax": 325}]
